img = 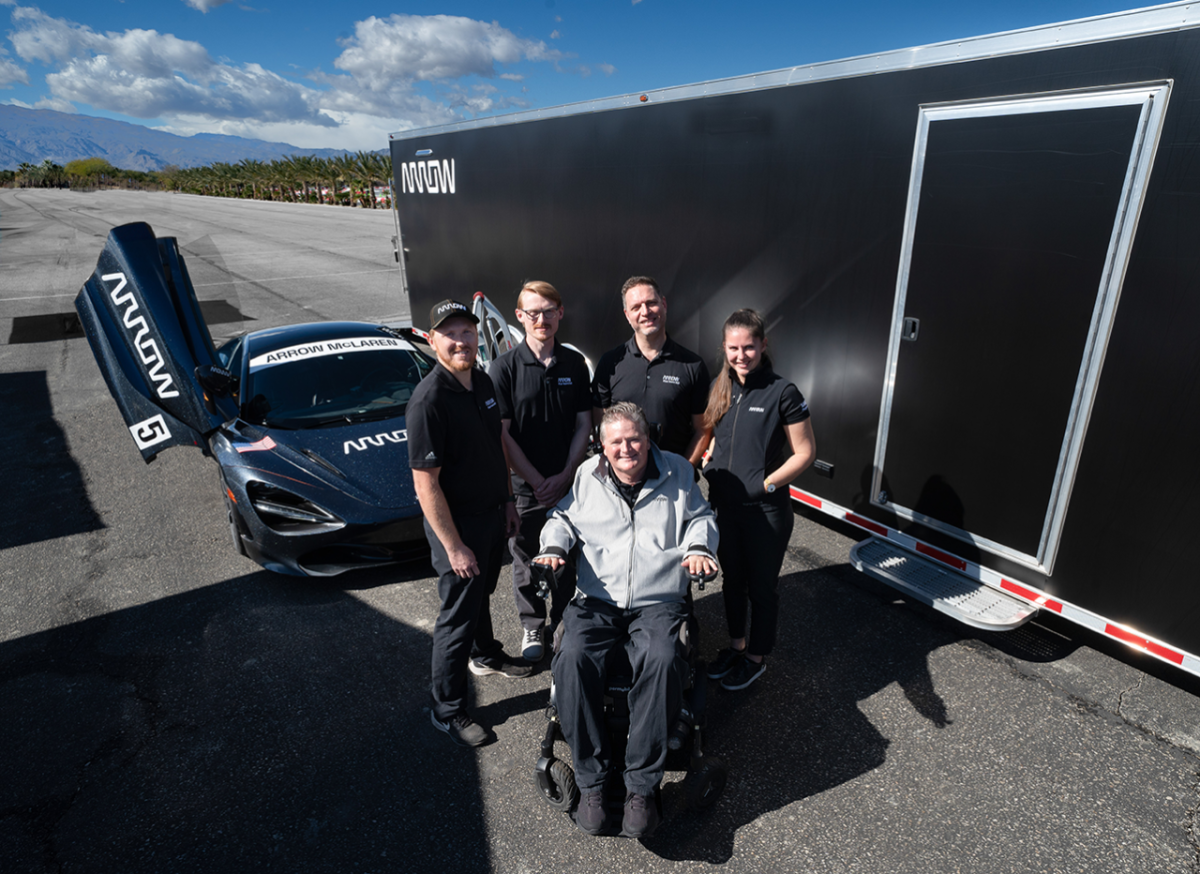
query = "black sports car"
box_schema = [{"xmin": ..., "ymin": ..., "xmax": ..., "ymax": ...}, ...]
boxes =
[{"xmin": 74, "ymin": 221, "xmax": 433, "ymax": 576}]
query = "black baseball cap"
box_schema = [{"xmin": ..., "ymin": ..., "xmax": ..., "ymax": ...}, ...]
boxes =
[{"xmin": 429, "ymin": 299, "xmax": 479, "ymax": 332}]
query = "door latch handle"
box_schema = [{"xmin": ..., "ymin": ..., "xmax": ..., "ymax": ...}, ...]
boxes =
[{"xmin": 901, "ymin": 317, "xmax": 920, "ymax": 342}]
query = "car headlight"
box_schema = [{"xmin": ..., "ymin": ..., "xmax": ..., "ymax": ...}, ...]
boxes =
[{"xmin": 246, "ymin": 482, "xmax": 345, "ymax": 533}]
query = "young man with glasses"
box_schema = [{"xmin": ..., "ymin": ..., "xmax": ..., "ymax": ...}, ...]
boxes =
[{"xmin": 488, "ymin": 281, "xmax": 593, "ymax": 660}]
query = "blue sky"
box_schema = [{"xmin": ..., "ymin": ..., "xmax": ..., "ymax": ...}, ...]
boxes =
[{"xmin": 0, "ymin": 0, "xmax": 1142, "ymax": 151}]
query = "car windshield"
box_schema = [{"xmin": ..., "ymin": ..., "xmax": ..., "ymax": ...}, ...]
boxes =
[{"xmin": 241, "ymin": 335, "xmax": 432, "ymax": 429}]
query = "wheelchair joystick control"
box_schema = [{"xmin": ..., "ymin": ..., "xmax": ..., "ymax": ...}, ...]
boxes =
[
  {"xmin": 531, "ymin": 558, "xmax": 565, "ymax": 601},
  {"xmin": 689, "ymin": 565, "xmax": 719, "ymax": 592}
]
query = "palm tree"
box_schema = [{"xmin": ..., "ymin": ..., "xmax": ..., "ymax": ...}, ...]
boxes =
[{"xmin": 238, "ymin": 159, "xmax": 268, "ymax": 200}]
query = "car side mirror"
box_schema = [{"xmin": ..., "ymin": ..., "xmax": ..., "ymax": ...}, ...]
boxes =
[{"xmin": 195, "ymin": 364, "xmax": 238, "ymax": 398}]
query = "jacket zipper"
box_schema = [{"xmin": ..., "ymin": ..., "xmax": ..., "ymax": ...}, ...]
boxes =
[
  {"xmin": 626, "ymin": 502, "xmax": 636, "ymax": 610},
  {"xmin": 728, "ymin": 387, "xmax": 743, "ymax": 469}
]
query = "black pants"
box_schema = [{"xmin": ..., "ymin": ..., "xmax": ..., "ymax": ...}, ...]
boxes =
[
  {"xmin": 509, "ymin": 493, "xmax": 575, "ymax": 631},
  {"xmin": 715, "ymin": 499, "xmax": 794, "ymax": 657},
  {"xmin": 552, "ymin": 598, "xmax": 687, "ymax": 796},
  {"xmin": 425, "ymin": 508, "xmax": 506, "ymax": 721}
]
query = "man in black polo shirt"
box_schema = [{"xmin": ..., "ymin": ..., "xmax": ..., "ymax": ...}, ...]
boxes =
[
  {"xmin": 407, "ymin": 299, "xmax": 531, "ymax": 749},
  {"xmin": 592, "ymin": 276, "xmax": 712, "ymax": 466},
  {"xmin": 488, "ymin": 281, "xmax": 592, "ymax": 661}
]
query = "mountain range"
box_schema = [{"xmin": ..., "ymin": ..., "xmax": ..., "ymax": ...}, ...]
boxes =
[{"xmin": 0, "ymin": 105, "xmax": 358, "ymax": 171}]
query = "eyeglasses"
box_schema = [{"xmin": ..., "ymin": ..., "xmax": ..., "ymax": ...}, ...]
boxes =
[{"xmin": 518, "ymin": 307, "xmax": 560, "ymax": 322}]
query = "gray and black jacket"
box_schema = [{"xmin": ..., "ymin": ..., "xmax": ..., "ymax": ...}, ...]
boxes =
[{"xmin": 537, "ymin": 445, "xmax": 718, "ymax": 610}]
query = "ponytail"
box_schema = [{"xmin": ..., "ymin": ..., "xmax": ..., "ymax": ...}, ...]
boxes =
[{"xmin": 703, "ymin": 309, "xmax": 770, "ymax": 431}]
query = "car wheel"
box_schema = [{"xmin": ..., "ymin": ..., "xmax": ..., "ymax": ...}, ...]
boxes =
[
  {"xmin": 537, "ymin": 759, "xmax": 578, "ymax": 812},
  {"xmin": 684, "ymin": 757, "xmax": 727, "ymax": 809}
]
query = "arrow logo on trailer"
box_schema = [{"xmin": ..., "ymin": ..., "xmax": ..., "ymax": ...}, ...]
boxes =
[{"xmin": 400, "ymin": 160, "xmax": 456, "ymax": 194}]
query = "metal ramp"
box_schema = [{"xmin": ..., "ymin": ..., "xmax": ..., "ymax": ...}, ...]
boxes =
[{"xmin": 849, "ymin": 537, "xmax": 1037, "ymax": 631}]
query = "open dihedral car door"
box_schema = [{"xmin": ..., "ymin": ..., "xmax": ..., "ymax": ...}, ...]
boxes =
[{"xmin": 75, "ymin": 222, "xmax": 233, "ymax": 462}]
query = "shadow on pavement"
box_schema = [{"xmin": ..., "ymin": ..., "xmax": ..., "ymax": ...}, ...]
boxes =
[
  {"xmin": 0, "ymin": 567, "xmax": 495, "ymax": 874},
  {"xmin": 0, "ymin": 370, "xmax": 104, "ymax": 550},
  {"xmin": 642, "ymin": 563, "xmax": 960, "ymax": 863}
]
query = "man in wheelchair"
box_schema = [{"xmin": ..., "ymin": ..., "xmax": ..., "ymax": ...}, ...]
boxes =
[{"xmin": 533, "ymin": 401, "xmax": 718, "ymax": 838}]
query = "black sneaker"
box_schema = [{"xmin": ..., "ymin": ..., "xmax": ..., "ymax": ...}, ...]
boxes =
[
  {"xmin": 469, "ymin": 653, "xmax": 533, "ymax": 678},
  {"xmin": 707, "ymin": 646, "xmax": 746, "ymax": 679},
  {"xmin": 521, "ymin": 626, "xmax": 545, "ymax": 661},
  {"xmin": 720, "ymin": 657, "xmax": 766, "ymax": 690},
  {"xmin": 430, "ymin": 711, "xmax": 490, "ymax": 747},
  {"xmin": 622, "ymin": 792, "xmax": 659, "ymax": 839},
  {"xmin": 575, "ymin": 790, "xmax": 607, "ymax": 835}
]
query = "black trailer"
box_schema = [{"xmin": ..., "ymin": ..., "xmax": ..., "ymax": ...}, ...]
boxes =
[{"xmin": 389, "ymin": 2, "xmax": 1200, "ymax": 676}]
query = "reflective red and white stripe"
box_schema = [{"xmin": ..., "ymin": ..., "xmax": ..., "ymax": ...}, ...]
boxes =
[{"xmin": 789, "ymin": 485, "xmax": 1200, "ymax": 675}]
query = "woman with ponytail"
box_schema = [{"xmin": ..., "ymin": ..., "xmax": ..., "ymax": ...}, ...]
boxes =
[{"xmin": 702, "ymin": 309, "xmax": 816, "ymax": 690}]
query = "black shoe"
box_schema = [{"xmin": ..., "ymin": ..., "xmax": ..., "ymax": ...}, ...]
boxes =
[
  {"xmin": 430, "ymin": 711, "xmax": 490, "ymax": 747},
  {"xmin": 521, "ymin": 625, "xmax": 545, "ymax": 661},
  {"xmin": 720, "ymin": 656, "xmax": 766, "ymax": 690},
  {"xmin": 622, "ymin": 792, "xmax": 659, "ymax": 839},
  {"xmin": 707, "ymin": 646, "xmax": 746, "ymax": 679},
  {"xmin": 575, "ymin": 790, "xmax": 607, "ymax": 835},
  {"xmin": 469, "ymin": 653, "xmax": 533, "ymax": 678}
]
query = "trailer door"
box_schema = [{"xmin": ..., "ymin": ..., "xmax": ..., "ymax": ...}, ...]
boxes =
[{"xmin": 873, "ymin": 84, "xmax": 1168, "ymax": 574}]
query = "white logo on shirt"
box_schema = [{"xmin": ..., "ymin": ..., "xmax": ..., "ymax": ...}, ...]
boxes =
[
  {"xmin": 662, "ymin": 375, "xmax": 681, "ymax": 385},
  {"xmin": 425, "ymin": 451, "xmax": 437, "ymax": 459},
  {"xmin": 558, "ymin": 377, "xmax": 573, "ymax": 386},
  {"xmin": 485, "ymin": 397, "xmax": 497, "ymax": 409},
  {"xmin": 749, "ymin": 406, "xmax": 766, "ymax": 413}
]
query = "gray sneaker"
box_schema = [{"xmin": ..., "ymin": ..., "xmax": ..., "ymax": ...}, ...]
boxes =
[
  {"xmin": 469, "ymin": 653, "xmax": 533, "ymax": 678},
  {"xmin": 575, "ymin": 790, "xmax": 607, "ymax": 835},
  {"xmin": 622, "ymin": 792, "xmax": 659, "ymax": 839},
  {"xmin": 431, "ymin": 711, "xmax": 490, "ymax": 747}
]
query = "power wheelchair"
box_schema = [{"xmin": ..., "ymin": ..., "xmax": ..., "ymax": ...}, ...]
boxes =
[{"xmin": 530, "ymin": 561, "xmax": 728, "ymax": 834}]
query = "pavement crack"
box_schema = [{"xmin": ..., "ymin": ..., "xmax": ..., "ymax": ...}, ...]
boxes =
[
  {"xmin": 1116, "ymin": 673, "xmax": 1145, "ymax": 719},
  {"xmin": 1189, "ymin": 766, "xmax": 1200, "ymax": 874}
]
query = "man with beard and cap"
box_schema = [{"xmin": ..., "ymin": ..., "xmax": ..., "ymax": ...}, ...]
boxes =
[{"xmin": 407, "ymin": 299, "xmax": 531, "ymax": 748}]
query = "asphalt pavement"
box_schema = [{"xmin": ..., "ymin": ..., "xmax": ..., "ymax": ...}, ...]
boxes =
[{"xmin": 1, "ymin": 188, "xmax": 1198, "ymax": 873}]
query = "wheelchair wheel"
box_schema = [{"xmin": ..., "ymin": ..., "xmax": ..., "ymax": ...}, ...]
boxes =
[
  {"xmin": 537, "ymin": 759, "xmax": 579, "ymax": 812},
  {"xmin": 684, "ymin": 757, "xmax": 727, "ymax": 810}
]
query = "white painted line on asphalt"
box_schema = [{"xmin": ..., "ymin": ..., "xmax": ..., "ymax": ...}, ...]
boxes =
[
  {"xmin": 0, "ymin": 293, "xmax": 78, "ymax": 301},
  {"xmin": 192, "ymin": 268, "xmax": 396, "ymax": 288}
]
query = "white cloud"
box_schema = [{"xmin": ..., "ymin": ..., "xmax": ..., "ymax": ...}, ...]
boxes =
[
  {"xmin": 598, "ymin": 63, "xmax": 616, "ymax": 76},
  {"xmin": 157, "ymin": 110, "xmax": 399, "ymax": 152},
  {"xmin": 34, "ymin": 94, "xmax": 73, "ymax": 112},
  {"xmin": 4, "ymin": 6, "xmax": 591, "ymax": 148},
  {"xmin": 333, "ymin": 15, "xmax": 563, "ymax": 84},
  {"xmin": 0, "ymin": 52, "xmax": 27, "ymax": 87},
  {"xmin": 550, "ymin": 30, "xmax": 561, "ymax": 39}
]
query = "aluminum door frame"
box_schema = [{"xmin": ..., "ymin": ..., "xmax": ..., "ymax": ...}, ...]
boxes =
[{"xmin": 871, "ymin": 82, "xmax": 1171, "ymax": 574}]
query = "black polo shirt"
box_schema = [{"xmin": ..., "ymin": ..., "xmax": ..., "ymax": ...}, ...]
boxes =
[
  {"xmin": 488, "ymin": 339, "xmax": 592, "ymax": 496},
  {"xmin": 406, "ymin": 363, "xmax": 509, "ymax": 515},
  {"xmin": 592, "ymin": 336, "xmax": 710, "ymax": 457},
  {"xmin": 703, "ymin": 364, "xmax": 810, "ymax": 506}
]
